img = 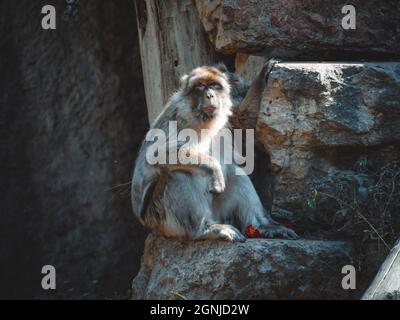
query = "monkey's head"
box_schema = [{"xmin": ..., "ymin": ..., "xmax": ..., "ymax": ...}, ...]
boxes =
[{"xmin": 179, "ymin": 66, "xmax": 233, "ymax": 123}]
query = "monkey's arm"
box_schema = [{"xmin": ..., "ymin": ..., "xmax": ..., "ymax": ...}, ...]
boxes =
[
  {"xmin": 159, "ymin": 147, "xmax": 225, "ymax": 193},
  {"xmin": 231, "ymin": 59, "xmax": 278, "ymax": 129},
  {"xmin": 137, "ymin": 145, "xmax": 225, "ymax": 221}
]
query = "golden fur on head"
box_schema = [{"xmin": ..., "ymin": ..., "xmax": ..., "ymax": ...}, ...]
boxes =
[
  {"xmin": 180, "ymin": 66, "xmax": 231, "ymax": 96},
  {"xmin": 150, "ymin": 65, "xmax": 233, "ymax": 139}
]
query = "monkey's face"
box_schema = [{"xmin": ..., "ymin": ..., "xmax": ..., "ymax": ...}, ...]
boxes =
[
  {"xmin": 191, "ymin": 80, "xmax": 228, "ymax": 121},
  {"xmin": 181, "ymin": 67, "xmax": 232, "ymax": 122}
]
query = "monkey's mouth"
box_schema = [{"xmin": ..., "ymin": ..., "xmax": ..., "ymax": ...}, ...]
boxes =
[{"xmin": 201, "ymin": 105, "xmax": 217, "ymax": 120}]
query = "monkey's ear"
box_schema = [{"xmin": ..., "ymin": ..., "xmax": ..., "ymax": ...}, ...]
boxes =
[
  {"xmin": 214, "ymin": 62, "xmax": 228, "ymax": 73},
  {"xmin": 179, "ymin": 74, "xmax": 189, "ymax": 91}
]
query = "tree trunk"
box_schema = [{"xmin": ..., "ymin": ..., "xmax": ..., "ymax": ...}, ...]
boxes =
[
  {"xmin": 134, "ymin": 0, "xmax": 218, "ymax": 123},
  {"xmin": 362, "ymin": 239, "xmax": 400, "ymax": 300}
]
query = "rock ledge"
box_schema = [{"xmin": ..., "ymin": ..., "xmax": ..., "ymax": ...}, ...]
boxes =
[{"xmin": 132, "ymin": 234, "xmax": 353, "ymax": 299}]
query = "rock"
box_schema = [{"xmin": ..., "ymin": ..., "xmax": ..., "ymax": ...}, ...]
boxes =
[
  {"xmin": 196, "ymin": 0, "xmax": 400, "ymax": 59},
  {"xmin": 362, "ymin": 239, "xmax": 400, "ymax": 300},
  {"xmin": 132, "ymin": 234, "xmax": 353, "ymax": 299},
  {"xmin": 0, "ymin": 0, "xmax": 147, "ymax": 299},
  {"xmin": 236, "ymin": 57, "xmax": 400, "ymax": 209}
]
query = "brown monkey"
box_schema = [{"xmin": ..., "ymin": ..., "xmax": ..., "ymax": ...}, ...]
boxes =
[{"xmin": 131, "ymin": 63, "xmax": 298, "ymax": 241}]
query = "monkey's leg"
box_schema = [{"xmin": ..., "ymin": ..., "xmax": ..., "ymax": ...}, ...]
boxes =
[
  {"xmin": 154, "ymin": 171, "xmax": 245, "ymax": 242},
  {"xmin": 216, "ymin": 167, "xmax": 298, "ymax": 240}
]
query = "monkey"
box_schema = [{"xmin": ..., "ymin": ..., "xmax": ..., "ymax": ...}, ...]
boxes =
[{"xmin": 131, "ymin": 62, "xmax": 298, "ymax": 241}]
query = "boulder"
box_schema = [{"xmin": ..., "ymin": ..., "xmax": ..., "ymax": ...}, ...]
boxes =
[
  {"xmin": 236, "ymin": 57, "xmax": 400, "ymax": 209},
  {"xmin": 196, "ymin": 0, "xmax": 400, "ymax": 59},
  {"xmin": 132, "ymin": 234, "xmax": 353, "ymax": 299}
]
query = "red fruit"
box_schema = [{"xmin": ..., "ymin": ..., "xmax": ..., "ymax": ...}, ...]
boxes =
[{"xmin": 245, "ymin": 224, "xmax": 261, "ymax": 238}]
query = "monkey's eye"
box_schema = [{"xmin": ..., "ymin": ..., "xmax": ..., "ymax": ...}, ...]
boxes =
[
  {"xmin": 195, "ymin": 84, "xmax": 205, "ymax": 91},
  {"xmin": 210, "ymin": 83, "xmax": 222, "ymax": 90}
]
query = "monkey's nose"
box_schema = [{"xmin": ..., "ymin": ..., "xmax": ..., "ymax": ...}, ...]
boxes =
[{"xmin": 202, "ymin": 105, "xmax": 216, "ymax": 115}]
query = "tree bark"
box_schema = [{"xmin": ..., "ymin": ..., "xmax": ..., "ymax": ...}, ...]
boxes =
[
  {"xmin": 362, "ymin": 239, "xmax": 400, "ymax": 300},
  {"xmin": 134, "ymin": 0, "xmax": 218, "ymax": 123}
]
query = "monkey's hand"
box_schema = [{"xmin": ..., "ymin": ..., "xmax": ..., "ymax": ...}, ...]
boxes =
[
  {"xmin": 209, "ymin": 171, "xmax": 226, "ymax": 194},
  {"xmin": 261, "ymin": 224, "xmax": 299, "ymax": 240},
  {"xmin": 205, "ymin": 157, "xmax": 226, "ymax": 194}
]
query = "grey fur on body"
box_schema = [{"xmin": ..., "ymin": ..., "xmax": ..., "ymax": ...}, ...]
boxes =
[{"xmin": 131, "ymin": 61, "xmax": 298, "ymax": 241}]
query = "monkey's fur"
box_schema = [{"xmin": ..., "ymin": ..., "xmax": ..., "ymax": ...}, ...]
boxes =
[{"xmin": 131, "ymin": 61, "xmax": 298, "ymax": 241}]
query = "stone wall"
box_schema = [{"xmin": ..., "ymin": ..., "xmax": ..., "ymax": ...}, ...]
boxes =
[{"xmin": 0, "ymin": 0, "xmax": 148, "ymax": 299}]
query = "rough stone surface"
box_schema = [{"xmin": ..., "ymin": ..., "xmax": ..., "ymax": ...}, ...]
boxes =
[
  {"xmin": 236, "ymin": 57, "xmax": 400, "ymax": 209},
  {"xmin": 196, "ymin": 0, "xmax": 400, "ymax": 59},
  {"xmin": 0, "ymin": 0, "xmax": 148, "ymax": 299},
  {"xmin": 132, "ymin": 235, "xmax": 353, "ymax": 300}
]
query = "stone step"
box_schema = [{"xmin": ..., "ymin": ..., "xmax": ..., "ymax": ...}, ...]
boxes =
[{"xmin": 132, "ymin": 234, "xmax": 353, "ymax": 299}]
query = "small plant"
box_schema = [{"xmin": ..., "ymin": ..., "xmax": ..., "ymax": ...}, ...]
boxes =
[{"xmin": 305, "ymin": 160, "xmax": 400, "ymax": 249}]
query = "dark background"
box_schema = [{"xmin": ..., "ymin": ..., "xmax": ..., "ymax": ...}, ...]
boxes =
[{"xmin": 0, "ymin": 0, "xmax": 148, "ymax": 299}]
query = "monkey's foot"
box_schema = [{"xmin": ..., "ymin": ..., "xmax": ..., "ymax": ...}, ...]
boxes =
[
  {"xmin": 199, "ymin": 224, "xmax": 246, "ymax": 242},
  {"xmin": 261, "ymin": 225, "xmax": 299, "ymax": 240},
  {"xmin": 217, "ymin": 225, "xmax": 246, "ymax": 242}
]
